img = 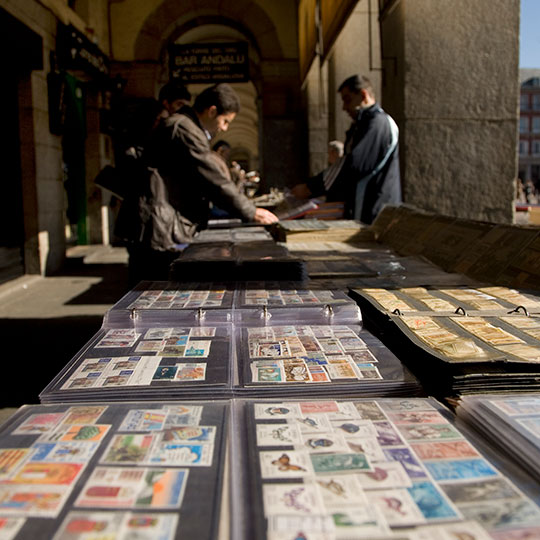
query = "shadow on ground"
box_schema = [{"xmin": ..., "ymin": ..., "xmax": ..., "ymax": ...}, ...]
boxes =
[
  {"xmin": 1, "ymin": 257, "xmax": 131, "ymax": 408},
  {"xmin": 52, "ymin": 253, "xmax": 131, "ymax": 305},
  {"xmin": 0, "ymin": 315, "xmax": 104, "ymax": 407}
]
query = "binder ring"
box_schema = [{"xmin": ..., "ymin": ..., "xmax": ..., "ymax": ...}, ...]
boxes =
[
  {"xmin": 260, "ymin": 305, "xmax": 272, "ymax": 321},
  {"xmin": 323, "ymin": 304, "xmax": 334, "ymax": 317},
  {"xmin": 454, "ymin": 306, "xmax": 467, "ymax": 316},
  {"xmin": 197, "ymin": 308, "xmax": 206, "ymax": 321},
  {"xmin": 507, "ymin": 305, "xmax": 529, "ymax": 317},
  {"xmin": 392, "ymin": 308, "xmax": 402, "ymax": 316},
  {"xmin": 130, "ymin": 308, "xmax": 139, "ymax": 321}
]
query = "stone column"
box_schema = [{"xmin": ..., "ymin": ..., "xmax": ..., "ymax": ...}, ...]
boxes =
[
  {"xmin": 380, "ymin": 0, "xmax": 519, "ymax": 223},
  {"xmin": 259, "ymin": 60, "xmax": 305, "ymax": 191}
]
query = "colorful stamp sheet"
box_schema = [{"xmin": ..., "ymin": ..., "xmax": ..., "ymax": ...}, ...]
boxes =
[
  {"xmin": 183, "ymin": 340, "xmax": 211, "ymax": 357},
  {"xmin": 29, "ymin": 442, "xmax": 99, "ymax": 464},
  {"xmin": 101, "ymin": 434, "xmax": 155, "ymax": 465},
  {"xmin": 61, "ymin": 406, "xmax": 107, "ymax": 425},
  {"xmin": 12, "ymin": 413, "xmax": 67, "ymax": 435},
  {"xmin": 54, "ymin": 511, "xmax": 179, "ymax": 540},
  {"xmin": 256, "ymin": 424, "xmax": 303, "ymax": 447},
  {"xmin": 299, "ymin": 432, "xmax": 350, "ymax": 454},
  {"xmin": 254, "ymin": 403, "xmax": 302, "ymax": 420},
  {"xmin": 424, "ymin": 458, "xmax": 499, "ymax": 482},
  {"xmin": 407, "ymin": 481, "xmax": 460, "ymax": 521},
  {"xmin": 262, "ymin": 482, "xmax": 325, "ymax": 517},
  {"xmin": 174, "ymin": 363, "xmax": 206, "ymax": 381},
  {"xmin": 148, "ymin": 442, "xmax": 214, "ymax": 466},
  {"xmin": 410, "ymin": 440, "xmax": 480, "ymax": 460},
  {"xmin": 397, "ymin": 423, "xmax": 462, "ymax": 442},
  {"xmin": 372, "ymin": 488, "xmax": 426, "ymax": 526},
  {"xmin": 0, "ymin": 517, "xmax": 25, "ymax": 540},
  {"xmin": 0, "ymin": 484, "xmax": 72, "ymax": 517},
  {"xmin": 259, "ymin": 451, "xmax": 313, "ymax": 479},
  {"xmin": 356, "ymin": 461, "xmax": 412, "ymax": 490},
  {"xmin": 75, "ymin": 467, "xmax": 188, "ymax": 509},
  {"xmin": 159, "ymin": 426, "xmax": 215, "ymax": 444},
  {"xmin": 119, "ymin": 410, "xmax": 168, "ymax": 431},
  {"xmin": 8, "ymin": 462, "xmax": 85, "ymax": 486},
  {"xmin": 44, "ymin": 424, "xmax": 111, "ymax": 444},
  {"xmin": 440, "ymin": 477, "xmax": 523, "ymax": 505},
  {"xmin": 0, "ymin": 449, "xmax": 32, "ymax": 479},
  {"xmin": 310, "ymin": 453, "xmax": 372, "ymax": 474},
  {"xmin": 315, "ymin": 475, "xmax": 368, "ymax": 507}
]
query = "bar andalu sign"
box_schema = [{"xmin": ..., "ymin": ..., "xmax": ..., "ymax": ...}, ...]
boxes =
[{"xmin": 169, "ymin": 42, "xmax": 249, "ymax": 83}]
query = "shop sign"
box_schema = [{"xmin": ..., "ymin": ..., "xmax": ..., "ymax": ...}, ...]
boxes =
[
  {"xmin": 169, "ymin": 42, "xmax": 249, "ymax": 83},
  {"xmin": 56, "ymin": 24, "xmax": 109, "ymax": 79}
]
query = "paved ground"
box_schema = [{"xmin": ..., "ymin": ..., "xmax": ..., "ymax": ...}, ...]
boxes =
[{"xmin": 0, "ymin": 245, "xmax": 130, "ymax": 412}]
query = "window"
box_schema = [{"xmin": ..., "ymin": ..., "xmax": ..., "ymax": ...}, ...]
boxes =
[
  {"xmin": 520, "ymin": 117, "xmax": 529, "ymax": 133},
  {"xmin": 520, "ymin": 140, "xmax": 529, "ymax": 155},
  {"xmin": 533, "ymin": 141, "xmax": 540, "ymax": 155},
  {"xmin": 521, "ymin": 95, "xmax": 529, "ymax": 110},
  {"xmin": 533, "ymin": 95, "xmax": 540, "ymax": 111},
  {"xmin": 533, "ymin": 117, "xmax": 540, "ymax": 133}
]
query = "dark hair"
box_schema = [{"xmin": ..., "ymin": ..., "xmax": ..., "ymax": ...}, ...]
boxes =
[
  {"xmin": 212, "ymin": 140, "xmax": 231, "ymax": 152},
  {"xmin": 194, "ymin": 83, "xmax": 240, "ymax": 115},
  {"xmin": 338, "ymin": 74, "xmax": 374, "ymax": 97},
  {"xmin": 158, "ymin": 82, "xmax": 191, "ymax": 104}
]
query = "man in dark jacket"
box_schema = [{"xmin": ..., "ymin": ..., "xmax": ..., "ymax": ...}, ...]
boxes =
[
  {"xmin": 292, "ymin": 74, "xmax": 401, "ymax": 224},
  {"xmin": 117, "ymin": 83, "xmax": 277, "ymax": 284}
]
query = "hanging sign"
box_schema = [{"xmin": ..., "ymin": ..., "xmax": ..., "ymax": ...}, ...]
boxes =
[
  {"xmin": 56, "ymin": 24, "xmax": 109, "ymax": 79},
  {"xmin": 169, "ymin": 42, "xmax": 249, "ymax": 83}
]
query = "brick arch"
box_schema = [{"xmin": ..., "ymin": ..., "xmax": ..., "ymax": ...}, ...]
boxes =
[{"xmin": 134, "ymin": 0, "xmax": 283, "ymax": 61}]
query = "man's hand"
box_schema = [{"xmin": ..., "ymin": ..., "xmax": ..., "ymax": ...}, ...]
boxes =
[
  {"xmin": 253, "ymin": 208, "xmax": 279, "ymax": 224},
  {"xmin": 290, "ymin": 183, "xmax": 312, "ymax": 199}
]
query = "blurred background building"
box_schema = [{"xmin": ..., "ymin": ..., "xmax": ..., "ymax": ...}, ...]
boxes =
[{"xmin": 519, "ymin": 69, "xmax": 540, "ymax": 198}]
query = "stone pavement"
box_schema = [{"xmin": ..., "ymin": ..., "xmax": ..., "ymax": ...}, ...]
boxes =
[{"xmin": 0, "ymin": 245, "xmax": 130, "ymax": 413}]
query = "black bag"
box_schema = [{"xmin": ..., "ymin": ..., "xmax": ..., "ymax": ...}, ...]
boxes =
[
  {"xmin": 114, "ymin": 166, "xmax": 197, "ymax": 250},
  {"xmin": 94, "ymin": 147, "xmax": 145, "ymax": 200},
  {"xmin": 93, "ymin": 164, "xmax": 127, "ymax": 200}
]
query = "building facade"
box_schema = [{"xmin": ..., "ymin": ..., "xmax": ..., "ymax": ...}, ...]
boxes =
[{"xmin": 519, "ymin": 69, "xmax": 540, "ymax": 193}]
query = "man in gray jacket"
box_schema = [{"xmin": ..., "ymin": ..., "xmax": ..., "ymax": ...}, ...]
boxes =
[{"xmin": 117, "ymin": 83, "xmax": 277, "ymax": 284}]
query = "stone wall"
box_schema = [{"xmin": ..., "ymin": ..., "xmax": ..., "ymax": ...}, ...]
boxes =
[{"xmin": 381, "ymin": 0, "xmax": 519, "ymax": 223}]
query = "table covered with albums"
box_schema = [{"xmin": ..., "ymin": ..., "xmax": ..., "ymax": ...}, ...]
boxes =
[
  {"xmin": 1, "ymin": 396, "xmax": 540, "ymax": 539},
  {"xmin": 39, "ymin": 281, "xmax": 421, "ymax": 403},
  {"xmin": 1, "ymin": 280, "xmax": 538, "ymax": 539}
]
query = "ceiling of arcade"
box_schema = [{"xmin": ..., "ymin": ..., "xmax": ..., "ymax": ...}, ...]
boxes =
[
  {"xmin": 109, "ymin": 0, "xmax": 298, "ymax": 62},
  {"xmin": 109, "ymin": 0, "xmax": 299, "ymax": 169}
]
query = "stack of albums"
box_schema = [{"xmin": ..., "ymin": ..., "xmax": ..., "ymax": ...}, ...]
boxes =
[
  {"xmin": 40, "ymin": 281, "xmax": 235, "ymax": 403},
  {"xmin": 191, "ymin": 225, "xmax": 274, "ymax": 243},
  {"xmin": 457, "ymin": 394, "xmax": 540, "ymax": 484},
  {"xmin": 0, "ymin": 401, "xmax": 228, "ymax": 539},
  {"xmin": 349, "ymin": 285, "xmax": 540, "ymax": 396},
  {"xmin": 168, "ymin": 240, "xmax": 307, "ymax": 282},
  {"xmin": 40, "ymin": 281, "xmax": 420, "ymax": 403},
  {"xmin": 104, "ymin": 281, "xmax": 235, "ymax": 318},
  {"xmin": 234, "ymin": 320, "xmax": 421, "ymax": 398},
  {"xmin": 233, "ymin": 281, "xmax": 421, "ymax": 398},
  {"xmin": 3, "ymin": 398, "xmax": 540, "ymax": 539},
  {"xmin": 39, "ymin": 320, "xmax": 233, "ymax": 403},
  {"xmin": 270, "ymin": 219, "xmax": 374, "ymax": 244},
  {"xmin": 238, "ymin": 397, "xmax": 540, "ymax": 540}
]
